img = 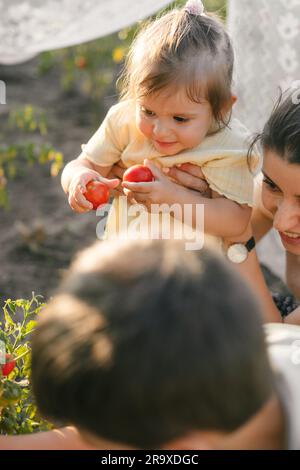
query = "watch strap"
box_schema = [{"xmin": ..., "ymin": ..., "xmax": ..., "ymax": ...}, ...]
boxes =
[{"xmin": 245, "ymin": 236, "xmax": 256, "ymax": 253}]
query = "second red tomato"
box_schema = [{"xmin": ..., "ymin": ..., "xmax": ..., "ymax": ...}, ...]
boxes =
[
  {"xmin": 1, "ymin": 354, "xmax": 16, "ymax": 376},
  {"xmin": 123, "ymin": 165, "xmax": 154, "ymax": 183}
]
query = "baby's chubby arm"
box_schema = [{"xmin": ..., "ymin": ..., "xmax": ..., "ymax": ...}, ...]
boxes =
[
  {"xmin": 122, "ymin": 160, "xmax": 251, "ymax": 238},
  {"xmin": 61, "ymin": 152, "xmax": 119, "ymax": 213}
]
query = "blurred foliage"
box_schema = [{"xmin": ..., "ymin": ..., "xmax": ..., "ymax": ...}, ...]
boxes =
[
  {"xmin": 0, "ymin": 105, "xmax": 63, "ymax": 209},
  {"xmin": 0, "ymin": 295, "xmax": 53, "ymax": 435},
  {"xmin": 203, "ymin": 0, "xmax": 227, "ymax": 18},
  {"xmin": 38, "ymin": 28, "xmax": 136, "ymax": 119},
  {"xmin": 9, "ymin": 105, "xmax": 47, "ymax": 136},
  {"xmin": 37, "ymin": 0, "xmax": 227, "ymax": 118}
]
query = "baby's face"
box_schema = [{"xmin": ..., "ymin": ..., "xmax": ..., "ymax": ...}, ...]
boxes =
[{"xmin": 136, "ymin": 88, "xmax": 214, "ymax": 156}]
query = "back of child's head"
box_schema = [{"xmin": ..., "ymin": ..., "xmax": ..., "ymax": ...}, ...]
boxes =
[
  {"xmin": 120, "ymin": 0, "xmax": 234, "ymax": 129},
  {"xmin": 249, "ymin": 88, "xmax": 300, "ymax": 165},
  {"xmin": 31, "ymin": 238, "xmax": 272, "ymax": 449}
]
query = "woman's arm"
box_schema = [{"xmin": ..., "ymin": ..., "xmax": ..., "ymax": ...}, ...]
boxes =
[
  {"xmin": 122, "ymin": 160, "xmax": 251, "ymax": 238},
  {"xmin": 284, "ymin": 306, "xmax": 300, "ymax": 325},
  {"xmin": 170, "ymin": 186, "xmax": 251, "ymax": 237},
  {"xmin": 167, "ymin": 165, "xmax": 275, "ymax": 239},
  {"xmin": 251, "ymin": 206, "xmax": 274, "ymax": 242},
  {"xmin": 165, "ymin": 164, "xmax": 281, "ymax": 322},
  {"xmin": 223, "ymin": 226, "xmax": 281, "ymax": 323},
  {"xmin": 285, "ymin": 252, "xmax": 300, "ymax": 301}
]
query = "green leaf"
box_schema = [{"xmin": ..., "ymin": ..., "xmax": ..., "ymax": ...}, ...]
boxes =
[
  {"xmin": 7, "ymin": 301, "xmax": 16, "ymax": 315},
  {"xmin": 24, "ymin": 321, "xmax": 36, "ymax": 336},
  {"xmin": 13, "ymin": 344, "xmax": 29, "ymax": 357},
  {"xmin": 3, "ymin": 306, "xmax": 15, "ymax": 327}
]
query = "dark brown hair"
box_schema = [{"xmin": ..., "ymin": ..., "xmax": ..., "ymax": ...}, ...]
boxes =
[
  {"xmin": 119, "ymin": 6, "xmax": 234, "ymax": 130},
  {"xmin": 248, "ymin": 88, "xmax": 300, "ymax": 165},
  {"xmin": 31, "ymin": 239, "xmax": 272, "ymax": 449}
]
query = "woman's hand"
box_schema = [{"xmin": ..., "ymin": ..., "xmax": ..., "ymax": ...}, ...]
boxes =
[
  {"xmin": 164, "ymin": 163, "xmax": 212, "ymax": 198},
  {"xmin": 107, "ymin": 161, "xmax": 127, "ymax": 197}
]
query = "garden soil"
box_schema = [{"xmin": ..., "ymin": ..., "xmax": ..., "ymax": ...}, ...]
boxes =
[{"xmin": 0, "ymin": 57, "xmax": 116, "ymax": 302}]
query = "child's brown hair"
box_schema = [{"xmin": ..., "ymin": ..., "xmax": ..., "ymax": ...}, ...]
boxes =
[{"xmin": 119, "ymin": 4, "xmax": 234, "ymax": 129}]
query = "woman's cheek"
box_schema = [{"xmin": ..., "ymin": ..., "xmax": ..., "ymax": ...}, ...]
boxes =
[{"xmin": 262, "ymin": 187, "xmax": 276, "ymax": 214}]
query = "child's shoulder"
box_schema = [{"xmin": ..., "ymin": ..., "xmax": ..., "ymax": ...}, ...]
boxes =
[
  {"xmin": 106, "ymin": 99, "xmax": 136, "ymax": 122},
  {"xmin": 223, "ymin": 117, "xmax": 252, "ymax": 141},
  {"xmin": 102, "ymin": 99, "xmax": 138, "ymax": 146},
  {"xmin": 209, "ymin": 117, "xmax": 253, "ymax": 151}
]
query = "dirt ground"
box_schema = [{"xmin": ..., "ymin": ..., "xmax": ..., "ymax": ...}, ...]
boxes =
[{"xmin": 0, "ymin": 57, "xmax": 118, "ymax": 303}]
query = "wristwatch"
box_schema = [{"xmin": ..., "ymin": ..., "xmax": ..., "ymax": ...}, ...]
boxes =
[{"xmin": 226, "ymin": 236, "xmax": 256, "ymax": 264}]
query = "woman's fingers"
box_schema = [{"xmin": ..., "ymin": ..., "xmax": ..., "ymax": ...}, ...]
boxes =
[
  {"xmin": 110, "ymin": 186, "xmax": 124, "ymax": 197},
  {"xmin": 108, "ymin": 161, "xmax": 127, "ymax": 180},
  {"xmin": 177, "ymin": 163, "xmax": 206, "ymax": 178},
  {"xmin": 167, "ymin": 166, "xmax": 209, "ymax": 193},
  {"xmin": 107, "ymin": 162, "xmax": 127, "ymax": 194}
]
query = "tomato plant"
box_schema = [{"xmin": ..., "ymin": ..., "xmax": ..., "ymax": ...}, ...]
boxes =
[
  {"xmin": 1, "ymin": 355, "xmax": 16, "ymax": 377},
  {"xmin": 0, "ymin": 295, "xmax": 53, "ymax": 435},
  {"xmin": 0, "ymin": 105, "xmax": 63, "ymax": 209}
]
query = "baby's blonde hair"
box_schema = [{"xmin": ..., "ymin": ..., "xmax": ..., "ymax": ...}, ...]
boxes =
[{"xmin": 119, "ymin": 6, "xmax": 234, "ymax": 129}]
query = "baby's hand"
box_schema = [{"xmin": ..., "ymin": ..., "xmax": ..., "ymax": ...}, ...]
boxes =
[
  {"xmin": 68, "ymin": 170, "xmax": 119, "ymax": 213},
  {"xmin": 122, "ymin": 159, "xmax": 180, "ymax": 211}
]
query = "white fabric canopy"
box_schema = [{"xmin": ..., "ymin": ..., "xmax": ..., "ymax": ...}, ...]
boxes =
[
  {"xmin": 228, "ymin": 0, "xmax": 300, "ymax": 134},
  {"xmin": 0, "ymin": 0, "xmax": 172, "ymax": 65}
]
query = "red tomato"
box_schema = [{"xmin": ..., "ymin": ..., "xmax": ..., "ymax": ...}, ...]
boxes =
[
  {"xmin": 84, "ymin": 181, "xmax": 110, "ymax": 210},
  {"xmin": 75, "ymin": 56, "xmax": 87, "ymax": 69},
  {"xmin": 123, "ymin": 165, "xmax": 154, "ymax": 183},
  {"xmin": 1, "ymin": 354, "xmax": 16, "ymax": 376}
]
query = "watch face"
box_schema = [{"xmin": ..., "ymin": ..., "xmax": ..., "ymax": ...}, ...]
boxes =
[{"xmin": 227, "ymin": 244, "xmax": 248, "ymax": 264}]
